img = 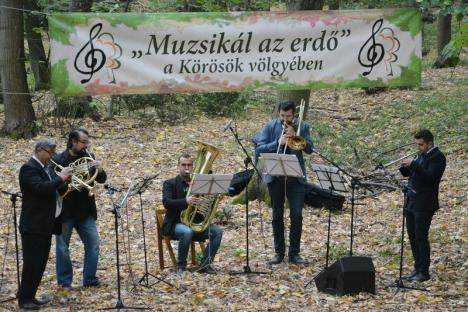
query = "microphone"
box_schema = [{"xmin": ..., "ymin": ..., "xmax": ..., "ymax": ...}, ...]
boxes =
[
  {"xmin": 104, "ymin": 184, "xmax": 122, "ymax": 192},
  {"xmin": 223, "ymin": 119, "xmax": 233, "ymax": 132}
]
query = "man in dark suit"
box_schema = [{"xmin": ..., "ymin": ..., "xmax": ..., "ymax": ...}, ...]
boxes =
[
  {"xmin": 162, "ymin": 154, "xmax": 222, "ymax": 275},
  {"xmin": 255, "ymin": 100, "xmax": 314, "ymax": 265},
  {"xmin": 400, "ymin": 129, "xmax": 446, "ymax": 282},
  {"xmin": 18, "ymin": 138, "xmax": 72, "ymax": 310}
]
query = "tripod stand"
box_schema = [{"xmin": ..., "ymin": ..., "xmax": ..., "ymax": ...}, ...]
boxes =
[
  {"xmin": 100, "ymin": 185, "xmax": 149, "ymax": 311},
  {"xmin": 131, "ymin": 175, "xmax": 173, "ymax": 288},
  {"xmin": 304, "ymin": 165, "xmax": 346, "ymax": 288},
  {"xmin": 226, "ymin": 124, "xmax": 267, "ymax": 275},
  {"xmin": 386, "ymin": 185, "xmax": 426, "ymax": 293},
  {"xmin": 0, "ymin": 190, "xmax": 21, "ymax": 303}
]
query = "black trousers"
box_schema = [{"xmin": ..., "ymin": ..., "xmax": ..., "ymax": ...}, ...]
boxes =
[
  {"xmin": 405, "ymin": 202, "xmax": 435, "ymax": 275},
  {"xmin": 17, "ymin": 233, "xmax": 52, "ymax": 303}
]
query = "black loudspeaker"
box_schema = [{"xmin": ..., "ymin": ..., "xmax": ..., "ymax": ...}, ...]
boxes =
[{"xmin": 314, "ymin": 256, "xmax": 376, "ymax": 296}]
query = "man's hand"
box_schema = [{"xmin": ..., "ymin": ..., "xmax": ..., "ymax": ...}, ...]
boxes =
[
  {"xmin": 401, "ymin": 159, "xmax": 412, "ymax": 167},
  {"xmin": 186, "ymin": 195, "xmax": 199, "ymax": 206},
  {"xmin": 59, "ymin": 167, "xmax": 73, "ymax": 182},
  {"xmin": 90, "ymin": 160, "xmax": 102, "ymax": 171}
]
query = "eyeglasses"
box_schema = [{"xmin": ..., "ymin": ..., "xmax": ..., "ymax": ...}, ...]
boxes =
[
  {"xmin": 42, "ymin": 148, "xmax": 56, "ymax": 156},
  {"xmin": 78, "ymin": 140, "xmax": 90, "ymax": 145}
]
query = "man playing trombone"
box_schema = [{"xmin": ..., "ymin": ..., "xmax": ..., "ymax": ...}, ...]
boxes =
[
  {"xmin": 53, "ymin": 128, "xmax": 107, "ymax": 288},
  {"xmin": 255, "ymin": 100, "xmax": 314, "ymax": 265}
]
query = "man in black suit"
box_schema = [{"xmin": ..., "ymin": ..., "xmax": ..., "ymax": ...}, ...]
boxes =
[
  {"xmin": 400, "ymin": 129, "xmax": 446, "ymax": 282},
  {"xmin": 18, "ymin": 138, "xmax": 72, "ymax": 310},
  {"xmin": 162, "ymin": 154, "xmax": 223, "ymax": 275}
]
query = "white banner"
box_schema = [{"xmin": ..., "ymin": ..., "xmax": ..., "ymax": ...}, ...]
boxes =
[{"xmin": 49, "ymin": 9, "xmax": 422, "ymax": 96}]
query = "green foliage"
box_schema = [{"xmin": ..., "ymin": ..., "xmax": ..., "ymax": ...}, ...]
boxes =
[
  {"xmin": 118, "ymin": 91, "xmax": 247, "ymax": 124},
  {"xmin": 311, "ymin": 87, "xmax": 468, "ymax": 169}
]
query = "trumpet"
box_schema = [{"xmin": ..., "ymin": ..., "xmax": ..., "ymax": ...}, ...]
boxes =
[
  {"xmin": 50, "ymin": 158, "xmax": 98, "ymax": 199},
  {"xmin": 382, "ymin": 151, "xmax": 418, "ymax": 168}
]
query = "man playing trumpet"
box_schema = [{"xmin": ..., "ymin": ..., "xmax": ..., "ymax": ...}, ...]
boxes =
[{"xmin": 53, "ymin": 128, "xmax": 107, "ymax": 288}]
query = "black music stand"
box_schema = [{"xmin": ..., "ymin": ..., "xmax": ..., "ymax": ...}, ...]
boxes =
[
  {"xmin": 130, "ymin": 174, "xmax": 173, "ymax": 289},
  {"xmin": 304, "ymin": 165, "xmax": 346, "ymax": 288},
  {"xmin": 190, "ymin": 173, "xmax": 232, "ymax": 273},
  {"xmin": 101, "ymin": 185, "xmax": 149, "ymax": 311},
  {"xmin": 0, "ymin": 190, "xmax": 21, "ymax": 303},
  {"xmin": 226, "ymin": 123, "xmax": 268, "ymax": 276},
  {"xmin": 386, "ymin": 184, "xmax": 426, "ymax": 294}
]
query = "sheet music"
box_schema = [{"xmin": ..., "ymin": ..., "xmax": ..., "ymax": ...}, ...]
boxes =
[{"xmin": 259, "ymin": 153, "xmax": 304, "ymax": 178}]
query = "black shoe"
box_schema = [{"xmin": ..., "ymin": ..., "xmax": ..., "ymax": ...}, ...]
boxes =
[
  {"xmin": 289, "ymin": 255, "xmax": 306, "ymax": 265},
  {"xmin": 198, "ymin": 265, "xmax": 216, "ymax": 274},
  {"xmin": 268, "ymin": 254, "xmax": 284, "ymax": 265},
  {"xmin": 410, "ymin": 272, "xmax": 430, "ymax": 282},
  {"xmin": 83, "ymin": 279, "xmax": 101, "ymax": 287},
  {"xmin": 402, "ymin": 270, "xmax": 418, "ymax": 280},
  {"xmin": 18, "ymin": 301, "xmax": 41, "ymax": 310},
  {"xmin": 33, "ymin": 297, "xmax": 50, "ymax": 306}
]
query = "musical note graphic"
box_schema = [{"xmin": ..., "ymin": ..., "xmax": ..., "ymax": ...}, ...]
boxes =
[
  {"xmin": 379, "ymin": 27, "xmax": 400, "ymax": 76},
  {"xmin": 358, "ymin": 19, "xmax": 385, "ymax": 76},
  {"xmin": 74, "ymin": 23, "xmax": 106, "ymax": 84}
]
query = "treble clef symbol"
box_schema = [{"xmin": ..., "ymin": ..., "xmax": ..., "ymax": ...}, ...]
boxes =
[
  {"xmin": 358, "ymin": 19, "xmax": 385, "ymax": 76},
  {"xmin": 74, "ymin": 23, "xmax": 106, "ymax": 84}
]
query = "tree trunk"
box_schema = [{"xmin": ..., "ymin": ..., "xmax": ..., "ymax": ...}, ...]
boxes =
[
  {"xmin": 0, "ymin": 0, "xmax": 37, "ymax": 138},
  {"xmin": 24, "ymin": 0, "xmax": 50, "ymax": 91},
  {"xmin": 328, "ymin": 0, "xmax": 339, "ymax": 10},
  {"xmin": 434, "ymin": 12, "xmax": 452, "ymax": 68},
  {"xmin": 276, "ymin": 0, "xmax": 325, "ymax": 118},
  {"xmin": 56, "ymin": 0, "xmax": 101, "ymax": 121},
  {"xmin": 287, "ymin": 0, "xmax": 325, "ymax": 10}
]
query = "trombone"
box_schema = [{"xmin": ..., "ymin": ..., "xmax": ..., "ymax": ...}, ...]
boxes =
[{"xmin": 276, "ymin": 99, "xmax": 307, "ymax": 153}]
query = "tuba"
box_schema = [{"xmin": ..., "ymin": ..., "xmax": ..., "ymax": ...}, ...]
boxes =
[
  {"xmin": 180, "ymin": 141, "xmax": 221, "ymax": 234},
  {"xmin": 50, "ymin": 156, "xmax": 98, "ymax": 199}
]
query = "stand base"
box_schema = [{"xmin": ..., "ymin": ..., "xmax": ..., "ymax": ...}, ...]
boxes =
[
  {"xmin": 386, "ymin": 279, "xmax": 427, "ymax": 294},
  {"xmin": 230, "ymin": 265, "xmax": 268, "ymax": 275},
  {"xmin": 0, "ymin": 296, "xmax": 16, "ymax": 303},
  {"xmin": 136, "ymin": 272, "xmax": 174, "ymax": 288},
  {"xmin": 99, "ymin": 300, "xmax": 150, "ymax": 311}
]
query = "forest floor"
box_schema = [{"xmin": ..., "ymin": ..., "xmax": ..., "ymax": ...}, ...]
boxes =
[{"xmin": 0, "ymin": 65, "xmax": 467, "ymax": 311}]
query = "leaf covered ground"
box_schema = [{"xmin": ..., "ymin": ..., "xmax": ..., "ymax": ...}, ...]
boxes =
[{"xmin": 0, "ymin": 66, "xmax": 467, "ymax": 311}]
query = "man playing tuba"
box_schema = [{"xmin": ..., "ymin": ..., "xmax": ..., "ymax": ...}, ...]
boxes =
[{"xmin": 162, "ymin": 154, "xmax": 223, "ymax": 275}]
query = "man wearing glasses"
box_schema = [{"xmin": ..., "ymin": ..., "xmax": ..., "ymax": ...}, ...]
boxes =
[
  {"xmin": 18, "ymin": 138, "xmax": 72, "ymax": 309},
  {"xmin": 53, "ymin": 128, "xmax": 107, "ymax": 288}
]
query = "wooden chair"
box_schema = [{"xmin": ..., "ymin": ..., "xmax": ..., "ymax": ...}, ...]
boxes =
[{"xmin": 156, "ymin": 205, "xmax": 205, "ymax": 270}]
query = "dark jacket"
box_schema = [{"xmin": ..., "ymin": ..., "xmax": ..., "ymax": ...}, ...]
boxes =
[
  {"xmin": 399, "ymin": 147, "xmax": 446, "ymax": 212},
  {"xmin": 53, "ymin": 150, "xmax": 107, "ymax": 221},
  {"xmin": 254, "ymin": 118, "xmax": 314, "ymax": 183},
  {"xmin": 161, "ymin": 175, "xmax": 189, "ymax": 236},
  {"xmin": 18, "ymin": 158, "xmax": 64, "ymax": 235}
]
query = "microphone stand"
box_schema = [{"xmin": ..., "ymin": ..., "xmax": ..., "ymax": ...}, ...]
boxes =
[
  {"xmin": 100, "ymin": 186, "xmax": 149, "ymax": 311},
  {"xmin": 131, "ymin": 175, "xmax": 173, "ymax": 289},
  {"xmin": 226, "ymin": 125, "xmax": 268, "ymax": 275},
  {"xmin": 386, "ymin": 184, "xmax": 426, "ymax": 294},
  {"xmin": 0, "ymin": 190, "xmax": 21, "ymax": 303}
]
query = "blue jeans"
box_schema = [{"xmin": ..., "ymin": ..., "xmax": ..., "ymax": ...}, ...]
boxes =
[
  {"xmin": 172, "ymin": 223, "xmax": 223, "ymax": 270},
  {"xmin": 56, "ymin": 216, "xmax": 100, "ymax": 287},
  {"xmin": 268, "ymin": 177, "xmax": 305, "ymax": 257}
]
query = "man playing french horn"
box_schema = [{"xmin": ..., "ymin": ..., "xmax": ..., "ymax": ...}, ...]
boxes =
[
  {"xmin": 162, "ymin": 154, "xmax": 223, "ymax": 275},
  {"xmin": 52, "ymin": 128, "xmax": 107, "ymax": 288}
]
